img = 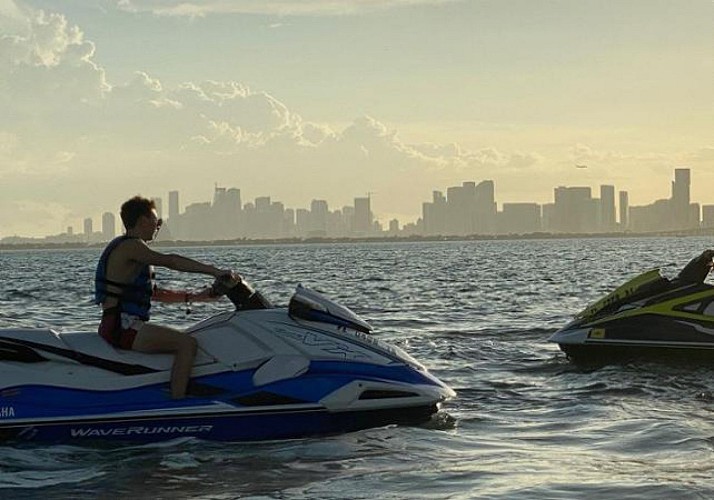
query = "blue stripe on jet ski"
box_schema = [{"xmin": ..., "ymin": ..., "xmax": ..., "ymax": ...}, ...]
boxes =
[
  {"xmin": 307, "ymin": 361, "xmax": 438, "ymax": 386},
  {"xmin": 0, "ymin": 362, "xmax": 438, "ymax": 421}
]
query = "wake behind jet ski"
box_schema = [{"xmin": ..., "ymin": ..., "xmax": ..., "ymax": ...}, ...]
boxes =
[
  {"xmin": 549, "ymin": 250, "xmax": 714, "ymax": 363},
  {"xmin": 0, "ymin": 277, "xmax": 454, "ymax": 443}
]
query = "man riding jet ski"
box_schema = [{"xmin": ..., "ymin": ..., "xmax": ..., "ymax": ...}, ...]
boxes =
[
  {"xmin": 0, "ymin": 197, "xmax": 455, "ymax": 443},
  {"xmin": 96, "ymin": 196, "xmax": 239, "ymax": 399},
  {"xmin": 549, "ymin": 250, "xmax": 714, "ymax": 363},
  {"xmin": 0, "ymin": 276, "xmax": 454, "ymax": 443}
]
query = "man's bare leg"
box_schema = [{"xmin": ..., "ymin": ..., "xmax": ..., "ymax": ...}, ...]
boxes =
[{"xmin": 132, "ymin": 324, "xmax": 198, "ymax": 399}]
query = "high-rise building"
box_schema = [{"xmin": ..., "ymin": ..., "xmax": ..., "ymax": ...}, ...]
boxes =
[
  {"xmin": 310, "ymin": 200, "xmax": 329, "ymax": 236},
  {"xmin": 83, "ymin": 218, "xmax": 93, "ymax": 235},
  {"xmin": 102, "ymin": 212, "xmax": 116, "ymax": 241},
  {"xmin": 671, "ymin": 168, "xmax": 691, "ymax": 229},
  {"xmin": 166, "ymin": 190, "xmax": 181, "ymax": 239},
  {"xmin": 353, "ymin": 197, "xmax": 372, "ymax": 235},
  {"xmin": 422, "ymin": 191, "xmax": 447, "ymax": 235},
  {"xmin": 600, "ymin": 185, "xmax": 616, "ymax": 232},
  {"xmin": 168, "ymin": 191, "xmax": 179, "ymax": 221},
  {"xmin": 388, "ymin": 219, "xmax": 400, "ymax": 235},
  {"xmin": 629, "ymin": 199, "xmax": 670, "ymax": 233},
  {"xmin": 295, "ymin": 208, "xmax": 310, "ymax": 236},
  {"xmin": 499, "ymin": 203, "xmax": 541, "ymax": 234},
  {"xmin": 213, "ymin": 186, "xmax": 242, "ymax": 239},
  {"xmin": 446, "ymin": 184, "xmax": 469, "ymax": 235},
  {"xmin": 225, "ymin": 188, "xmax": 242, "ymax": 238},
  {"xmin": 283, "ymin": 208, "xmax": 295, "ymax": 237},
  {"xmin": 255, "ymin": 196, "xmax": 271, "ymax": 212},
  {"xmin": 703, "ymin": 205, "xmax": 714, "ymax": 229},
  {"xmin": 619, "ymin": 191, "xmax": 629, "ymax": 230},
  {"xmin": 474, "ymin": 180, "xmax": 496, "ymax": 234},
  {"xmin": 184, "ymin": 202, "xmax": 212, "ymax": 240},
  {"xmin": 553, "ymin": 186, "xmax": 593, "ymax": 233}
]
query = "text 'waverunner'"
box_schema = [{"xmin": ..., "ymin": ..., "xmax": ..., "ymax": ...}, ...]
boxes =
[
  {"xmin": 0, "ymin": 278, "xmax": 454, "ymax": 443},
  {"xmin": 549, "ymin": 250, "xmax": 714, "ymax": 363}
]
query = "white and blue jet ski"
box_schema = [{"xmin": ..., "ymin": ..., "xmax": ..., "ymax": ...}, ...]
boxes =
[{"xmin": 0, "ymin": 279, "xmax": 454, "ymax": 443}]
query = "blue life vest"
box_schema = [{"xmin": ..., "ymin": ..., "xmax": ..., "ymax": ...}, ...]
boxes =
[{"xmin": 95, "ymin": 236, "xmax": 154, "ymax": 320}]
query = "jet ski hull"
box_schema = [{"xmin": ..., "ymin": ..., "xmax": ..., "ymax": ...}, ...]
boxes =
[
  {"xmin": 556, "ymin": 339, "xmax": 714, "ymax": 364},
  {"xmin": 0, "ymin": 403, "xmax": 439, "ymax": 443},
  {"xmin": 0, "ymin": 360, "xmax": 453, "ymax": 443}
]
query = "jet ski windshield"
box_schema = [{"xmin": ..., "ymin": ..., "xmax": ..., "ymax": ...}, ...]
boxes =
[{"xmin": 288, "ymin": 285, "xmax": 373, "ymax": 334}]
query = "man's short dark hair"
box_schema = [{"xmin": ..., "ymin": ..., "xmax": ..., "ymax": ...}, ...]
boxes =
[{"xmin": 121, "ymin": 196, "xmax": 156, "ymax": 229}]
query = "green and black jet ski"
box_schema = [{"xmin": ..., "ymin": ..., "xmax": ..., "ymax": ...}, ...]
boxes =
[{"xmin": 549, "ymin": 250, "xmax": 714, "ymax": 363}]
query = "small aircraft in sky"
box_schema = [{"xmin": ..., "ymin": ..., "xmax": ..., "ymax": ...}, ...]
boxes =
[{"xmin": 575, "ymin": 164, "xmax": 588, "ymax": 169}]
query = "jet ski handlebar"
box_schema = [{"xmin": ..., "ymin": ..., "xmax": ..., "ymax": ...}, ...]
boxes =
[{"xmin": 210, "ymin": 275, "xmax": 272, "ymax": 311}]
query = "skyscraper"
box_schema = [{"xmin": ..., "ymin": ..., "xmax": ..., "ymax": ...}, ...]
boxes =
[
  {"xmin": 310, "ymin": 199, "xmax": 329, "ymax": 235},
  {"xmin": 671, "ymin": 168, "xmax": 690, "ymax": 229},
  {"xmin": 102, "ymin": 212, "xmax": 116, "ymax": 241},
  {"xmin": 553, "ymin": 186, "xmax": 593, "ymax": 233},
  {"xmin": 422, "ymin": 190, "xmax": 447, "ymax": 236},
  {"xmin": 353, "ymin": 197, "xmax": 372, "ymax": 235},
  {"xmin": 600, "ymin": 185, "xmax": 616, "ymax": 232},
  {"xmin": 226, "ymin": 188, "xmax": 242, "ymax": 238},
  {"xmin": 619, "ymin": 191, "xmax": 629, "ymax": 230},
  {"xmin": 446, "ymin": 184, "xmax": 469, "ymax": 235},
  {"xmin": 474, "ymin": 180, "xmax": 496, "ymax": 234},
  {"xmin": 168, "ymin": 190, "xmax": 179, "ymax": 221}
]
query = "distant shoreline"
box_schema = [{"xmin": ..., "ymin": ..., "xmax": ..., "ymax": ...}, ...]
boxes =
[{"xmin": 1, "ymin": 229, "xmax": 712, "ymax": 251}]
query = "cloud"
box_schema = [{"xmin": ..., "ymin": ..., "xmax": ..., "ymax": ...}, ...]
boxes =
[
  {"xmin": 0, "ymin": 7, "xmax": 109, "ymax": 137},
  {"xmin": 0, "ymin": 0, "xmax": 548, "ymax": 225},
  {"xmin": 115, "ymin": 0, "xmax": 457, "ymax": 17}
]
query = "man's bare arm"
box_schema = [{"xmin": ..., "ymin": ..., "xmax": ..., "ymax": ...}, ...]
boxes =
[
  {"xmin": 128, "ymin": 240, "xmax": 230, "ymax": 278},
  {"xmin": 153, "ymin": 287, "xmax": 220, "ymax": 303}
]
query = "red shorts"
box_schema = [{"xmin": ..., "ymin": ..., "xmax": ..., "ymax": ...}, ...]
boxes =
[{"xmin": 98, "ymin": 307, "xmax": 139, "ymax": 350}]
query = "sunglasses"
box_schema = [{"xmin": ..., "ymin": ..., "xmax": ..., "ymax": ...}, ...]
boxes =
[{"xmin": 146, "ymin": 215, "xmax": 163, "ymax": 229}]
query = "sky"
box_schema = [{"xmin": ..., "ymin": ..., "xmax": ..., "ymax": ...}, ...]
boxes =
[{"xmin": 0, "ymin": 0, "xmax": 712, "ymax": 237}]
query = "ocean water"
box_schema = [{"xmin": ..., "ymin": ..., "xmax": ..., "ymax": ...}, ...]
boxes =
[{"xmin": 1, "ymin": 237, "xmax": 714, "ymax": 499}]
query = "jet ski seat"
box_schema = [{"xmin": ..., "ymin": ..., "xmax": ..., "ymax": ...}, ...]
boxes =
[
  {"xmin": 59, "ymin": 331, "xmax": 216, "ymax": 372},
  {"xmin": 0, "ymin": 329, "xmax": 216, "ymax": 374}
]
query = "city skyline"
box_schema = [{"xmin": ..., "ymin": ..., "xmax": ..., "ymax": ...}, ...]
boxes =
[
  {"xmin": 1, "ymin": 1, "xmax": 713, "ymax": 237},
  {"xmin": 4, "ymin": 167, "xmax": 713, "ymax": 244}
]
